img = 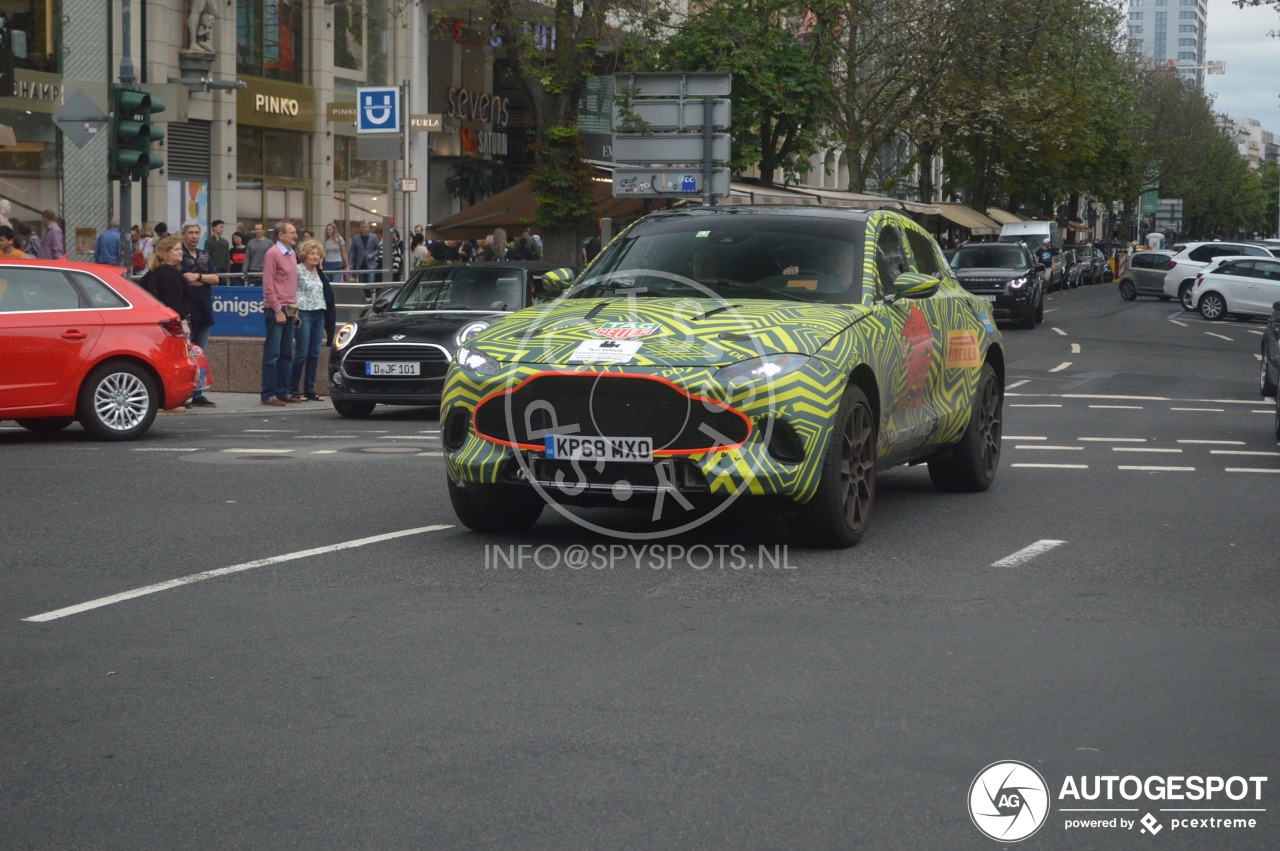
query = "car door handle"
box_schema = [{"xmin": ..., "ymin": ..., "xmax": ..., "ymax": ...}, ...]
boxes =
[{"xmin": 61, "ymin": 330, "xmax": 89, "ymax": 341}]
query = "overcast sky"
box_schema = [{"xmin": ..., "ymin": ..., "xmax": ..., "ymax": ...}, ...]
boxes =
[{"xmin": 1204, "ymin": 0, "xmax": 1280, "ymax": 132}]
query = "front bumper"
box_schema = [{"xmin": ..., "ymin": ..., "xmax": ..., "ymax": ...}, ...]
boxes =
[{"xmin": 328, "ymin": 340, "xmax": 452, "ymax": 407}]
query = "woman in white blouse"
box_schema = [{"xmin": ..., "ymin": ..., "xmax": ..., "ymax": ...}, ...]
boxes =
[{"xmin": 290, "ymin": 239, "xmax": 336, "ymax": 401}]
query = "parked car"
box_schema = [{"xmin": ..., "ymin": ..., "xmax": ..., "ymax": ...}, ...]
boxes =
[
  {"xmin": 441, "ymin": 207, "xmax": 1005, "ymax": 548},
  {"xmin": 1074, "ymin": 246, "xmax": 1109, "ymax": 286},
  {"xmin": 949, "ymin": 242, "xmax": 1044, "ymax": 328},
  {"xmin": 327, "ymin": 262, "xmax": 564, "ymax": 417},
  {"xmin": 0, "ymin": 258, "xmax": 196, "ymax": 439},
  {"xmin": 1162, "ymin": 241, "xmax": 1274, "ymax": 310},
  {"xmin": 1261, "ymin": 298, "xmax": 1280, "ymax": 401},
  {"xmin": 1189, "ymin": 256, "xmax": 1280, "ymax": 321},
  {"xmin": 1118, "ymin": 249, "xmax": 1175, "ymax": 300}
]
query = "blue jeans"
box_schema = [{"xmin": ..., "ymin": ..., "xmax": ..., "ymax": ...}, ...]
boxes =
[
  {"xmin": 261, "ymin": 309, "xmax": 295, "ymax": 401},
  {"xmin": 290, "ymin": 309, "xmax": 326, "ymax": 397},
  {"xmin": 322, "ymin": 259, "xmax": 343, "ymax": 282},
  {"xmin": 189, "ymin": 320, "xmax": 212, "ymax": 400}
]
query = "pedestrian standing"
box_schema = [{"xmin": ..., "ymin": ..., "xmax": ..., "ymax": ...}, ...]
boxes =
[
  {"xmin": 180, "ymin": 221, "xmax": 218, "ymax": 408},
  {"xmin": 0, "ymin": 226, "xmax": 27, "ymax": 258},
  {"xmin": 140, "ymin": 236, "xmax": 192, "ymax": 414},
  {"xmin": 244, "ymin": 222, "xmax": 273, "ymax": 287},
  {"xmin": 18, "ymin": 222, "xmax": 39, "ymax": 257},
  {"xmin": 289, "ymin": 239, "xmax": 336, "ymax": 402},
  {"xmin": 260, "ymin": 220, "xmax": 300, "ymax": 406},
  {"xmin": 94, "ymin": 216, "xmax": 122, "ymax": 265},
  {"xmin": 205, "ymin": 219, "xmax": 231, "ymax": 277},
  {"xmin": 37, "ymin": 209, "xmax": 64, "ymax": 259},
  {"xmin": 322, "ymin": 222, "xmax": 347, "ymax": 281},
  {"xmin": 348, "ymin": 220, "xmax": 381, "ymax": 295},
  {"xmin": 229, "ymin": 231, "xmax": 247, "ymax": 285}
]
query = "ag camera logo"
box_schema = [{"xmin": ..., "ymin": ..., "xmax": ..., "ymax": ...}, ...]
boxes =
[{"xmin": 969, "ymin": 760, "xmax": 1050, "ymax": 842}]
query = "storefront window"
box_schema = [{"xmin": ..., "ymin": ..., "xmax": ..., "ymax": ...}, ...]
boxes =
[
  {"xmin": 236, "ymin": 126, "xmax": 309, "ymax": 227},
  {"xmin": 236, "ymin": 0, "xmax": 305, "ymax": 83},
  {"xmin": 2, "ymin": 0, "xmax": 60, "ymax": 74}
]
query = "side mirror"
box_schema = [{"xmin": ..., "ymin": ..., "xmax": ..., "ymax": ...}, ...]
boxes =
[
  {"xmin": 890, "ymin": 272, "xmax": 939, "ymax": 300},
  {"xmin": 1033, "ymin": 263, "xmax": 1046, "ymax": 273},
  {"xmin": 1272, "ymin": 300, "xmax": 1280, "ymax": 312},
  {"xmin": 537, "ymin": 267, "xmax": 576, "ymax": 296},
  {"xmin": 371, "ymin": 287, "xmax": 398, "ymax": 313}
]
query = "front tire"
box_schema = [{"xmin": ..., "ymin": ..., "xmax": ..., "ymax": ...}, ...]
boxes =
[
  {"xmin": 1199, "ymin": 291, "xmax": 1226, "ymax": 321},
  {"xmin": 928, "ymin": 363, "xmax": 1002, "ymax": 492},
  {"xmin": 447, "ymin": 477, "xmax": 544, "ymax": 533},
  {"xmin": 1179, "ymin": 282, "xmax": 1196, "ymax": 311},
  {"xmin": 1261, "ymin": 342, "xmax": 1278, "ymax": 398},
  {"xmin": 16, "ymin": 417, "xmax": 75, "ymax": 433},
  {"xmin": 787, "ymin": 384, "xmax": 876, "ymax": 548},
  {"xmin": 1119, "ymin": 280, "xmax": 1137, "ymax": 301},
  {"xmin": 77, "ymin": 361, "xmax": 158, "ymax": 441},
  {"xmin": 1034, "ymin": 292, "xmax": 1044, "ymax": 324},
  {"xmin": 333, "ymin": 399, "xmax": 376, "ymax": 418}
]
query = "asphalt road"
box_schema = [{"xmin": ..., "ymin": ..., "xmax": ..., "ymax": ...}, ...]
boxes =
[{"xmin": 2, "ymin": 283, "xmax": 1277, "ymax": 849}]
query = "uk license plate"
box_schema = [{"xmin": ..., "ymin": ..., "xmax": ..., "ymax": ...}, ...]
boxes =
[
  {"xmin": 983, "ymin": 295, "xmax": 998, "ymax": 302},
  {"xmin": 544, "ymin": 434, "xmax": 654, "ymax": 463},
  {"xmin": 366, "ymin": 361, "xmax": 420, "ymax": 376}
]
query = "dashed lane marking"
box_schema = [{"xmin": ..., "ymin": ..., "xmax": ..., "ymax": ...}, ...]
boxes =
[
  {"xmin": 1006, "ymin": 380, "xmax": 1031, "ymax": 389},
  {"xmin": 1049, "ymin": 362, "xmax": 1072, "ymax": 372},
  {"xmin": 1052, "ymin": 327, "xmax": 1068, "ymax": 336},
  {"xmin": 243, "ymin": 429, "xmax": 293, "ymax": 433},
  {"xmin": 1210, "ymin": 450, "xmax": 1280, "ymax": 456},
  {"xmin": 992, "ymin": 539, "xmax": 1067, "ymax": 567},
  {"xmin": 295, "ymin": 435, "xmax": 358, "ymax": 439},
  {"xmin": 1011, "ymin": 404, "xmax": 1063, "ymax": 408},
  {"xmin": 22, "ymin": 525, "xmax": 455, "ymax": 622},
  {"xmin": 1226, "ymin": 468, "xmax": 1280, "ymax": 474},
  {"xmin": 1015, "ymin": 445, "xmax": 1083, "ymax": 450},
  {"xmin": 1205, "ymin": 332, "xmax": 1234, "ymax": 342},
  {"xmin": 132, "ymin": 448, "xmax": 201, "ymax": 452},
  {"xmin": 311, "ymin": 450, "xmax": 338, "ymax": 454},
  {"xmin": 1170, "ymin": 407, "xmax": 1224, "ymax": 412},
  {"xmin": 1117, "ymin": 466, "xmax": 1196, "ymax": 472},
  {"xmin": 1112, "ymin": 447, "xmax": 1182, "ymax": 453},
  {"xmin": 1070, "ymin": 343, "xmax": 1081, "ymax": 354},
  {"xmin": 1079, "ymin": 437, "xmax": 1146, "ymax": 442},
  {"xmin": 1247, "ymin": 329, "xmax": 1263, "ymax": 336},
  {"xmin": 1170, "ymin": 319, "xmax": 1189, "ymax": 327},
  {"xmin": 377, "ymin": 435, "xmax": 437, "ymax": 440},
  {"xmin": 417, "ymin": 452, "xmax": 444, "ymax": 457},
  {"xmin": 1178, "ymin": 439, "xmax": 1245, "ymax": 445},
  {"xmin": 1011, "ymin": 463, "xmax": 1088, "ymax": 469},
  {"xmin": 222, "ymin": 448, "xmax": 294, "ymax": 454},
  {"xmin": 1004, "ymin": 435, "xmax": 1046, "ymax": 440},
  {"xmin": 1089, "ymin": 405, "xmax": 1142, "ymax": 410}
]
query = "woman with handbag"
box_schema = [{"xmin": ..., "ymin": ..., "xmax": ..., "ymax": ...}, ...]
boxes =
[{"xmin": 139, "ymin": 235, "xmax": 192, "ymax": 413}]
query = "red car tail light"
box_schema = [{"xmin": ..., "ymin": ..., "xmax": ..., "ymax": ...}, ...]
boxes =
[
  {"xmin": 1167, "ymin": 260, "xmax": 1177, "ymax": 270},
  {"xmin": 159, "ymin": 318, "xmax": 186, "ymax": 337}
]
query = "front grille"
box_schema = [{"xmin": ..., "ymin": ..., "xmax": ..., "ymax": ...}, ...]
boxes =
[
  {"xmin": 342, "ymin": 343, "xmax": 451, "ymax": 380},
  {"xmin": 474, "ymin": 373, "xmax": 750, "ymax": 453}
]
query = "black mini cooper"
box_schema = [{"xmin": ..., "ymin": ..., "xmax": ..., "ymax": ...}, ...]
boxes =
[{"xmin": 327, "ymin": 262, "xmax": 566, "ymax": 417}]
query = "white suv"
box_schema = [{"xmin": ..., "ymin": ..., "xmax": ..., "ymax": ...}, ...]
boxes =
[{"xmin": 1163, "ymin": 242, "xmax": 1273, "ymax": 309}]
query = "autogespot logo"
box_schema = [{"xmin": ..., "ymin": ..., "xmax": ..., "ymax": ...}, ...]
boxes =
[{"xmin": 969, "ymin": 761, "xmax": 1051, "ymax": 842}]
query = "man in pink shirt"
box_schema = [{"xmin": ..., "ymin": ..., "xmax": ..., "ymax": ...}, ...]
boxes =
[{"xmin": 260, "ymin": 220, "xmax": 300, "ymax": 406}]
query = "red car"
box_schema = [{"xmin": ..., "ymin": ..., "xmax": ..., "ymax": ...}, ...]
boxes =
[{"xmin": 0, "ymin": 258, "xmax": 196, "ymax": 440}]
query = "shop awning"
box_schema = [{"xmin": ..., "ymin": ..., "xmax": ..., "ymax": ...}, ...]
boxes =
[
  {"xmin": 430, "ymin": 177, "xmax": 656, "ymax": 239},
  {"xmin": 934, "ymin": 203, "xmax": 1001, "ymax": 235},
  {"xmin": 985, "ymin": 207, "xmax": 1023, "ymax": 225}
]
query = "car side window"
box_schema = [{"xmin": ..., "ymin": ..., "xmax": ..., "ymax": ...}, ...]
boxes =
[
  {"xmin": 904, "ymin": 229, "xmax": 943, "ymax": 277},
  {"xmin": 1217, "ymin": 261, "xmax": 1255, "ymax": 277},
  {"xmin": 1188, "ymin": 246, "xmax": 1215, "ymax": 263},
  {"xmin": 0, "ymin": 268, "xmax": 83, "ymax": 312},
  {"xmin": 69, "ymin": 272, "xmax": 129, "ymax": 308},
  {"xmin": 1259, "ymin": 261, "xmax": 1280, "ymax": 282},
  {"xmin": 874, "ymin": 225, "xmax": 908, "ymax": 293}
]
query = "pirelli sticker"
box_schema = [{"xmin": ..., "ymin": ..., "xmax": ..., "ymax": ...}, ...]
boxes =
[{"xmin": 946, "ymin": 330, "xmax": 981, "ymax": 369}]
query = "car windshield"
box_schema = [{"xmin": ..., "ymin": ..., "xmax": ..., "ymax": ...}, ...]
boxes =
[
  {"xmin": 391, "ymin": 268, "xmax": 525, "ymax": 312},
  {"xmin": 951, "ymin": 246, "xmax": 1030, "ymax": 270},
  {"xmin": 575, "ymin": 212, "xmax": 865, "ymax": 304}
]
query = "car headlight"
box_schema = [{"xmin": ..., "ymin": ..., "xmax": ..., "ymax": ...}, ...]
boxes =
[
  {"xmin": 454, "ymin": 320, "xmax": 491, "ymax": 347},
  {"xmin": 334, "ymin": 322, "xmax": 357, "ymax": 349},
  {"xmin": 715, "ymin": 353, "xmax": 811, "ymax": 388},
  {"xmin": 455, "ymin": 345, "xmax": 499, "ymax": 376},
  {"xmin": 1009, "ymin": 276, "xmax": 1028, "ymax": 289}
]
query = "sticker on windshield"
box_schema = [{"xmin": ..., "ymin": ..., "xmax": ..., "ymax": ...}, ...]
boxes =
[
  {"xmin": 569, "ymin": 339, "xmax": 642, "ymax": 363},
  {"xmin": 594, "ymin": 322, "xmax": 660, "ymax": 339}
]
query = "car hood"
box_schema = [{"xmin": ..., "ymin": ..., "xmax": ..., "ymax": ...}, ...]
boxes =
[
  {"xmin": 356, "ymin": 310, "xmax": 507, "ymax": 342},
  {"xmin": 954, "ymin": 267, "xmax": 1032, "ymax": 279},
  {"xmin": 467, "ymin": 297, "xmax": 870, "ymax": 367}
]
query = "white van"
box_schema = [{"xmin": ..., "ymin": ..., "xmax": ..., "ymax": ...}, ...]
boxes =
[{"xmin": 998, "ymin": 221, "xmax": 1063, "ymax": 289}]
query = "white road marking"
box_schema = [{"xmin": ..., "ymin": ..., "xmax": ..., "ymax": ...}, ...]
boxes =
[
  {"xmin": 295, "ymin": 435, "xmax": 357, "ymax": 439},
  {"xmin": 1012, "ymin": 404, "xmax": 1063, "ymax": 408},
  {"xmin": 1247, "ymin": 330, "xmax": 1264, "ymax": 336},
  {"xmin": 132, "ymin": 448, "xmax": 200, "ymax": 452},
  {"xmin": 1170, "ymin": 408, "xmax": 1224, "ymax": 412},
  {"xmin": 1254, "ymin": 409, "xmax": 1274, "ymax": 414},
  {"xmin": 419, "ymin": 430, "xmax": 441, "ymax": 434},
  {"xmin": 1079, "ymin": 437, "xmax": 1146, "ymax": 442},
  {"xmin": 1049, "ymin": 362, "xmax": 1072, "ymax": 373},
  {"xmin": 1012, "ymin": 463, "xmax": 1088, "ymax": 469},
  {"xmin": 1113, "ymin": 447, "xmax": 1182, "ymax": 453},
  {"xmin": 1118, "ymin": 466, "xmax": 1195, "ymax": 472},
  {"xmin": 1169, "ymin": 319, "xmax": 1189, "ymax": 327},
  {"xmin": 1089, "ymin": 405, "xmax": 1142, "ymax": 410},
  {"xmin": 1211, "ymin": 450, "xmax": 1280, "ymax": 456},
  {"xmin": 1256, "ymin": 354, "xmax": 1264, "ymax": 361},
  {"xmin": 243, "ymin": 429, "xmax": 293, "ymax": 433},
  {"xmin": 223, "ymin": 448, "xmax": 294, "ymax": 454},
  {"xmin": 417, "ymin": 451, "xmax": 444, "ymax": 457},
  {"xmin": 1226, "ymin": 468, "xmax": 1280, "ymax": 474},
  {"xmin": 1016, "ymin": 445, "xmax": 1083, "ymax": 450},
  {"xmin": 1205, "ymin": 332, "xmax": 1234, "ymax": 342},
  {"xmin": 377, "ymin": 435, "xmax": 437, "ymax": 440},
  {"xmin": 1052, "ymin": 327, "xmax": 1068, "ymax": 336},
  {"xmin": 1070, "ymin": 343, "xmax": 1081, "ymax": 354},
  {"xmin": 311, "ymin": 450, "xmax": 338, "ymax": 454},
  {"xmin": 1178, "ymin": 439, "xmax": 1245, "ymax": 445},
  {"xmin": 1005, "ymin": 435, "xmax": 1046, "ymax": 440},
  {"xmin": 22, "ymin": 525, "xmax": 454, "ymax": 623},
  {"xmin": 992, "ymin": 539, "xmax": 1067, "ymax": 567},
  {"xmin": 1006, "ymin": 380, "xmax": 1031, "ymax": 389},
  {"xmin": 1059, "ymin": 393, "xmax": 1170, "ymax": 401}
]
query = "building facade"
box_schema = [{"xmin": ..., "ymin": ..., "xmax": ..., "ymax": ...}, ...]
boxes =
[{"xmin": 1127, "ymin": 0, "xmax": 1208, "ymax": 89}]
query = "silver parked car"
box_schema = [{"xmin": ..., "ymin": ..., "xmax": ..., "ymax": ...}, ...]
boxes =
[{"xmin": 1118, "ymin": 250, "xmax": 1175, "ymax": 300}]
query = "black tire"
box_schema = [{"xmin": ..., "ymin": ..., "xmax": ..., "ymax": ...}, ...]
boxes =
[
  {"xmin": 333, "ymin": 399, "xmax": 376, "ymax": 418},
  {"xmin": 1261, "ymin": 342, "xmax": 1278, "ymax": 398},
  {"xmin": 446, "ymin": 477, "xmax": 544, "ymax": 533},
  {"xmin": 1275, "ymin": 393, "xmax": 1280, "ymax": 441},
  {"xmin": 929, "ymin": 363, "xmax": 1002, "ymax": 492},
  {"xmin": 1019, "ymin": 301, "xmax": 1036, "ymax": 329},
  {"xmin": 1034, "ymin": 292, "xmax": 1044, "ymax": 324},
  {"xmin": 1158, "ymin": 295, "xmax": 1173, "ymax": 302},
  {"xmin": 1179, "ymin": 282, "xmax": 1196, "ymax": 311},
  {"xmin": 787, "ymin": 384, "xmax": 876, "ymax": 548},
  {"xmin": 15, "ymin": 417, "xmax": 75, "ymax": 433},
  {"xmin": 1198, "ymin": 291, "xmax": 1226, "ymax": 321},
  {"xmin": 76, "ymin": 361, "xmax": 158, "ymax": 441},
  {"xmin": 1119, "ymin": 280, "xmax": 1137, "ymax": 301}
]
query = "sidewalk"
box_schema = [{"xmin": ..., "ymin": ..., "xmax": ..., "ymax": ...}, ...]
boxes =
[{"xmin": 160, "ymin": 391, "xmax": 335, "ymax": 415}]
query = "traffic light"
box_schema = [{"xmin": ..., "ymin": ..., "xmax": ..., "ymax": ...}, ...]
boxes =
[{"xmin": 109, "ymin": 84, "xmax": 165, "ymax": 181}]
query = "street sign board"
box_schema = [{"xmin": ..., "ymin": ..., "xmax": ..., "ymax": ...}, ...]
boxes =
[
  {"xmin": 409, "ymin": 114, "xmax": 442, "ymax": 131},
  {"xmin": 613, "ymin": 73, "xmax": 732, "ymax": 98},
  {"xmin": 356, "ymin": 86, "xmax": 400, "ymax": 134},
  {"xmin": 52, "ymin": 89, "xmax": 108, "ymax": 149},
  {"xmin": 613, "ymin": 99, "xmax": 731, "ymax": 132},
  {"xmin": 612, "ymin": 167, "xmax": 730, "ymax": 198},
  {"xmin": 396, "ymin": 178, "xmax": 418, "ymax": 192},
  {"xmin": 612, "ymin": 133, "xmax": 730, "ymax": 164}
]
